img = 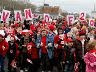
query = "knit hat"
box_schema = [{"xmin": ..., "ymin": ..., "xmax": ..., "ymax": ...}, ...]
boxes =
[
  {"xmin": 67, "ymin": 38, "xmax": 73, "ymax": 43},
  {"xmin": 48, "ymin": 25, "xmax": 55, "ymax": 31}
]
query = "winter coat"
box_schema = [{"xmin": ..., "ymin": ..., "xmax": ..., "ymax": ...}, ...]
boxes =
[
  {"xmin": 27, "ymin": 42, "xmax": 39, "ymax": 60},
  {"xmin": 0, "ymin": 40, "xmax": 9, "ymax": 57},
  {"xmin": 84, "ymin": 52, "xmax": 96, "ymax": 72}
]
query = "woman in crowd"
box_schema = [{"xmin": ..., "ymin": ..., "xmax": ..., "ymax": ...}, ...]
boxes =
[
  {"xmin": 27, "ymin": 35, "xmax": 40, "ymax": 72},
  {"xmin": 54, "ymin": 27, "xmax": 66, "ymax": 72},
  {"xmin": 84, "ymin": 41, "xmax": 96, "ymax": 72}
]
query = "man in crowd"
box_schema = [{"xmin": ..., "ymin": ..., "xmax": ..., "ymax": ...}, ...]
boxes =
[
  {"xmin": 0, "ymin": 14, "xmax": 96, "ymax": 72},
  {"xmin": 0, "ymin": 32, "xmax": 9, "ymax": 72}
]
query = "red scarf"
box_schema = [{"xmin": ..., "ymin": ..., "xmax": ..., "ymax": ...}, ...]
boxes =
[
  {"xmin": 89, "ymin": 50, "xmax": 96, "ymax": 53},
  {"xmin": 41, "ymin": 36, "xmax": 47, "ymax": 54}
]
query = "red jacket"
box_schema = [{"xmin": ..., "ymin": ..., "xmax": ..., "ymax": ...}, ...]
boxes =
[
  {"xmin": 54, "ymin": 35, "xmax": 67, "ymax": 49},
  {"xmin": 27, "ymin": 42, "xmax": 39, "ymax": 59},
  {"xmin": 0, "ymin": 40, "xmax": 9, "ymax": 57},
  {"xmin": 30, "ymin": 24, "xmax": 36, "ymax": 31},
  {"xmin": 41, "ymin": 36, "xmax": 47, "ymax": 54}
]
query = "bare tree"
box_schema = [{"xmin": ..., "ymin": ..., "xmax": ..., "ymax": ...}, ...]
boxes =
[{"xmin": 0, "ymin": 0, "xmax": 36, "ymax": 11}]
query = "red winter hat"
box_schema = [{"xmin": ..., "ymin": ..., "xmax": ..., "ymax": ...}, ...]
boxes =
[
  {"xmin": 42, "ymin": 20, "xmax": 46, "ymax": 24},
  {"xmin": 11, "ymin": 25, "xmax": 15, "ymax": 28},
  {"xmin": 30, "ymin": 24, "xmax": 36, "ymax": 31},
  {"xmin": 15, "ymin": 23, "xmax": 19, "ymax": 27},
  {"xmin": 51, "ymin": 22, "xmax": 56, "ymax": 25},
  {"xmin": 79, "ymin": 29, "xmax": 86, "ymax": 36},
  {"xmin": 81, "ymin": 21, "xmax": 87, "ymax": 25},
  {"xmin": 67, "ymin": 38, "xmax": 73, "ymax": 43},
  {"xmin": 49, "ymin": 25, "xmax": 55, "ymax": 31}
]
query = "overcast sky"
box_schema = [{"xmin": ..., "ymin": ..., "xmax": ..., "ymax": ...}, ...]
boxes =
[{"xmin": 30, "ymin": 0, "xmax": 96, "ymax": 14}]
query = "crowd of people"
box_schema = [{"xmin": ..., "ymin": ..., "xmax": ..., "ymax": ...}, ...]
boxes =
[{"xmin": 0, "ymin": 17, "xmax": 96, "ymax": 72}]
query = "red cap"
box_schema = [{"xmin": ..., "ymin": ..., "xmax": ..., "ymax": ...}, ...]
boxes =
[
  {"xmin": 79, "ymin": 30, "xmax": 86, "ymax": 36},
  {"xmin": 67, "ymin": 38, "xmax": 73, "ymax": 43},
  {"xmin": 42, "ymin": 20, "xmax": 46, "ymax": 24},
  {"xmin": 15, "ymin": 23, "xmax": 19, "ymax": 27},
  {"xmin": 11, "ymin": 25, "xmax": 15, "ymax": 28},
  {"xmin": 30, "ymin": 24, "xmax": 36, "ymax": 31},
  {"xmin": 48, "ymin": 25, "xmax": 55, "ymax": 31},
  {"xmin": 51, "ymin": 22, "xmax": 56, "ymax": 25}
]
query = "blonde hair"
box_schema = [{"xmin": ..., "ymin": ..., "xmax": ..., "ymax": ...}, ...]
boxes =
[{"xmin": 86, "ymin": 41, "xmax": 96, "ymax": 52}]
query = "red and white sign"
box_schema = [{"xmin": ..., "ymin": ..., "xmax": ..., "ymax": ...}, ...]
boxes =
[
  {"xmin": 1, "ymin": 10, "xmax": 10, "ymax": 22},
  {"xmin": 5, "ymin": 27, "xmax": 15, "ymax": 35},
  {"xmin": 67, "ymin": 15, "xmax": 74, "ymax": 25},
  {"xmin": 14, "ymin": 10, "xmax": 22, "ymax": 21},
  {"xmin": 79, "ymin": 12, "xmax": 86, "ymax": 21},
  {"xmin": 89, "ymin": 19, "xmax": 95, "ymax": 27},
  {"xmin": 44, "ymin": 14, "xmax": 51, "ymax": 22},
  {"xmin": 24, "ymin": 9, "xmax": 33, "ymax": 20}
]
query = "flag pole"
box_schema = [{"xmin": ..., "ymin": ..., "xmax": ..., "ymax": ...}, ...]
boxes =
[{"xmin": 44, "ymin": 0, "xmax": 45, "ymax": 6}]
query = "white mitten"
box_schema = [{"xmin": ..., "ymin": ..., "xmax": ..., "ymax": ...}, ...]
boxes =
[
  {"xmin": 41, "ymin": 42, "xmax": 43, "ymax": 46},
  {"xmin": 37, "ymin": 43, "xmax": 40, "ymax": 48},
  {"xmin": 48, "ymin": 43, "xmax": 52, "ymax": 47},
  {"xmin": 54, "ymin": 44, "xmax": 58, "ymax": 48},
  {"xmin": 2, "ymin": 46, "xmax": 5, "ymax": 51},
  {"xmin": 27, "ymin": 58, "xmax": 33, "ymax": 64}
]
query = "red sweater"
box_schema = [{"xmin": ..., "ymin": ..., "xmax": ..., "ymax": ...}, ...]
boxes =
[
  {"xmin": 0, "ymin": 40, "xmax": 9, "ymax": 57},
  {"xmin": 54, "ymin": 35, "xmax": 67, "ymax": 49},
  {"xmin": 41, "ymin": 36, "xmax": 47, "ymax": 54},
  {"xmin": 54, "ymin": 35, "xmax": 62, "ymax": 49},
  {"xmin": 27, "ymin": 42, "xmax": 39, "ymax": 59},
  {"xmin": 30, "ymin": 24, "xmax": 36, "ymax": 31}
]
